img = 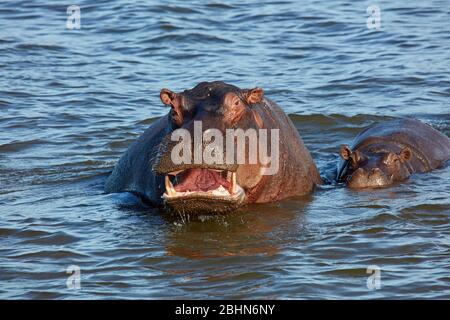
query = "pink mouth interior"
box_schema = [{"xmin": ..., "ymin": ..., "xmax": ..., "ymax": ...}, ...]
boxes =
[{"xmin": 173, "ymin": 169, "xmax": 230, "ymax": 192}]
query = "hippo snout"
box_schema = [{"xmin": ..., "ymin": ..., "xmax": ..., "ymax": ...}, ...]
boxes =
[{"xmin": 347, "ymin": 167, "xmax": 392, "ymax": 189}]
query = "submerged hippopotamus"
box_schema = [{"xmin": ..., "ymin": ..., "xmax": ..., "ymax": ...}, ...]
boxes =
[
  {"xmin": 337, "ymin": 118, "xmax": 450, "ymax": 188},
  {"xmin": 105, "ymin": 81, "xmax": 322, "ymax": 213}
]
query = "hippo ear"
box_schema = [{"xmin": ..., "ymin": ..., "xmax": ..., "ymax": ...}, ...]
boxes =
[
  {"xmin": 160, "ymin": 88, "xmax": 184, "ymax": 125},
  {"xmin": 160, "ymin": 88, "xmax": 176, "ymax": 106},
  {"xmin": 244, "ymin": 87, "xmax": 264, "ymax": 105},
  {"xmin": 339, "ymin": 145, "xmax": 352, "ymax": 160},
  {"xmin": 399, "ymin": 147, "xmax": 411, "ymax": 162}
]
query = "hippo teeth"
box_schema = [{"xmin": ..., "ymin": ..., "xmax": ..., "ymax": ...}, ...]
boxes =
[
  {"xmin": 212, "ymin": 185, "xmax": 230, "ymax": 195},
  {"xmin": 165, "ymin": 176, "xmax": 176, "ymax": 196},
  {"xmin": 163, "ymin": 169, "xmax": 240, "ymax": 199},
  {"xmin": 229, "ymin": 172, "xmax": 237, "ymax": 194}
]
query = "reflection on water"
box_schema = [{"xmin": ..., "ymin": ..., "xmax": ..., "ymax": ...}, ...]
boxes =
[
  {"xmin": 165, "ymin": 198, "xmax": 311, "ymax": 259},
  {"xmin": 1, "ymin": 0, "xmax": 449, "ymax": 299}
]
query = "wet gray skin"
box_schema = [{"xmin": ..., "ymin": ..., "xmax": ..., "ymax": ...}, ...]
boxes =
[{"xmin": 337, "ymin": 118, "xmax": 450, "ymax": 189}]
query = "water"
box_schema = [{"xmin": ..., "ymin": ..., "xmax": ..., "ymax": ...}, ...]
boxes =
[{"xmin": 1, "ymin": 0, "xmax": 449, "ymax": 299}]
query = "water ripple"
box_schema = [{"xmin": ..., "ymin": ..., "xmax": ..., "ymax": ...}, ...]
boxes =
[{"xmin": 0, "ymin": 0, "xmax": 449, "ymax": 299}]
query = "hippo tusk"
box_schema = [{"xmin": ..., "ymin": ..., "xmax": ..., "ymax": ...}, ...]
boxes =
[
  {"xmin": 231, "ymin": 172, "xmax": 237, "ymax": 194},
  {"xmin": 165, "ymin": 176, "xmax": 176, "ymax": 196}
]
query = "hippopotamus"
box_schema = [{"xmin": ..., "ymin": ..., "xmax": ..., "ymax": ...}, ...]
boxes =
[
  {"xmin": 336, "ymin": 118, "xmax": 450, "ymax": 188},
  {"xmin": 105, "ymin": 81, "xmax": 322, "ymax": 213}
]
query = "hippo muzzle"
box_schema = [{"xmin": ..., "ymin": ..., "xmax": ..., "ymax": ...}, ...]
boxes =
[{"xmin": 346, "ymin": 167, "xmax": 394, "ymax": 189}]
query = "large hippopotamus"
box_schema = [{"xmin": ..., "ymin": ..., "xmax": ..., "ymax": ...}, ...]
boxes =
[
  {"xmin": 105, "ymin": 81, "xmax": 322, "ymax": 213},
  {"xmin": 337, "ymin": 118, "xmax": 450, "ymax": 188}
]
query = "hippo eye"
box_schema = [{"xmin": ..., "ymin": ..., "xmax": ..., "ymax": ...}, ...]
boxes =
[
  {"xmin": 383, "ymin": 153, "xmax": 398, "ymax": 165},
  {"xmin": 170, "ymin": 109, "xmax": 183, "ymax": 126}
]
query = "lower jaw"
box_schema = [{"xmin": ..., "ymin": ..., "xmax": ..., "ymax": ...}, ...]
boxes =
[
  {"xmin": 163, "ymin": 187, "xmax": 246, "ymax": 214},
  {"xmin": 165, "ymin": 197, "xmax": 244, "ymax": 215}
]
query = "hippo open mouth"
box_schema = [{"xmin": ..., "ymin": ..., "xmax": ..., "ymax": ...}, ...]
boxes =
[{"xmin": 162, "ymin": 168, "xmax": 245, "ymax": 214}]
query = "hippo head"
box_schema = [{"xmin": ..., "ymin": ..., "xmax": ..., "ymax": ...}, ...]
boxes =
[
  {"xmin": 338, "ymin": 145, "xmax": 412, "ymax": 188},
  {"xmin": 153, "ymin": 81, "xmax": 270, "ymax": 214}
]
